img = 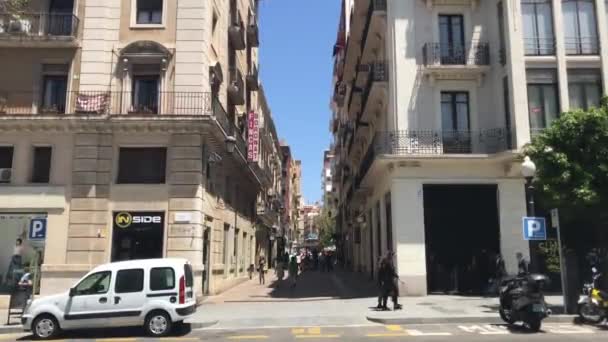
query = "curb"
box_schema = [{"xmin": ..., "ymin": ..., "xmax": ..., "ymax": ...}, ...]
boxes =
[
  {"xmin": 0, "ymin": 321, "xmax": 219, "ymax": 335},
  {"xmin": 0, "ymin": 325, "xmax": 23, "ymax": 335},
  {"xmin": 366, "ymin": 315, "xmax": 578, "ymax": 325},
  {"xmin": 187, "ymin": 320, "xmax": 219, "ymax": 330}
]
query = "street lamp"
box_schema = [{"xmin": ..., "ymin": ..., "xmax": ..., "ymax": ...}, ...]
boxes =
[
  {"xmin": 521, "ymin": 156, "xmax": 537, "ymax": 217},
  {"xmin": 225, "ymin": 136, "xmax": 237, "ymax": 154}
]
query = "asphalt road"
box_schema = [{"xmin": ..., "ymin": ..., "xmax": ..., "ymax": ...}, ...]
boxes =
[{"xmin": 2, "ymin": 323, "xmax": 607, "ymax": 341}]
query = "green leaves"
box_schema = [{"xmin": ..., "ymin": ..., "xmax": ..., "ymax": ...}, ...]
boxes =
[{"xmin": 524, "ymin": 98, "xmax": 608, "ymax": 213}]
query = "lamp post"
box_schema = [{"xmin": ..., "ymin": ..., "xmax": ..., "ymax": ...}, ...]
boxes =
[{"xmin": 521, "ymin": 156, "xmax": 537, "ymax": 217}]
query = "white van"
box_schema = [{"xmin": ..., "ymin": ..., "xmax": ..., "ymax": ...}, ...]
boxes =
[{"xmin": 21, "ymin": 258, "xmax": 197, "ymax": 339}]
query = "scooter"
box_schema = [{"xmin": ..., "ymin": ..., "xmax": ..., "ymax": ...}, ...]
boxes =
[
  {"xmin": 498, "ymin": 274, "xmax": 551, "ymax": 332},
  {"xmin": 578, "ymin": 267, "xmax": 608, "ymax": 324}
]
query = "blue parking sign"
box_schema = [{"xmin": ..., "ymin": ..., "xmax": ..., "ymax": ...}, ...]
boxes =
[
  {"xmin": 29, "ymin": 218, "xmax": 47, "ymax": 240},
  {"xmin": 523, "ymin": 217, "xmax": 547, "ymax": 241}
]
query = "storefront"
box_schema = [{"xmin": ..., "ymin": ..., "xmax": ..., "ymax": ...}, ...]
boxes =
[
  {"xmin": 0, "ymin": 214, "xmax": 47, "ymax": 295},
  {"xmin": 111, "ymin": 211, "xmax": 165, "ymax": 262}
]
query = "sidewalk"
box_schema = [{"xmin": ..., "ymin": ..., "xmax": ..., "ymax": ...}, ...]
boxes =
[{"xmin": 191, "ymin": 268, "xmax": 576, "ymax": 328}]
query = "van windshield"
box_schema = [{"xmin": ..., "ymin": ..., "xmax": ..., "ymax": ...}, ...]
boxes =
[{"xmin": 184, "ymin": 264, "xmax": 193, "ymax": 287}]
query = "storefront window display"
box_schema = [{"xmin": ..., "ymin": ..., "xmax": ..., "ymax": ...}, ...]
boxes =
[{"xmin": 0, "ymin": 214, "xmax": 47, "ymax": 295}]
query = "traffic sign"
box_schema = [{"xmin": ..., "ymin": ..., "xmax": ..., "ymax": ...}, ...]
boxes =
[
  {"xmin": 523, "ymin": 217, "xmax": 547, "ymax": 241},
  {"xmin": 29, "ymin": 218, "xmax": 47, "ymax": 240},
  {"xmin": 550, "ymin": 208, "xmax": 560, "ymax": 228}
]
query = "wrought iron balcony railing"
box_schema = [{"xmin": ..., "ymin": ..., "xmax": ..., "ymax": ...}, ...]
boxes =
[
  {"xmin": 524, "ymin": 37, "xmax": 556, "ymax": 56},
  {"xmin": 423, "ymin": 42, "xmax": 490, "ymax": 66},
  {"xmin": 565, "ymin": 36, "xmax": 599, "ymax": 56},
  {"xmin": 0, "ymin": 91, "xmax": 213, "ymax": 115},
  {"xmin": 0, "ymin": 12, "xmax": 79, "ymax": 40},
  {"xmin": 373, "ymin": 128, "xmax": 512, "ymax": 155},
  {"xmin": 360, "ymin": 61, "xmax": 387, "ymax": 113}
]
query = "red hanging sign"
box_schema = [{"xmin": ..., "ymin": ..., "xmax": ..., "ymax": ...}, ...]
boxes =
[{"xmin": 247, "ymin": 111, "xmax": 259, "ymax": 161}]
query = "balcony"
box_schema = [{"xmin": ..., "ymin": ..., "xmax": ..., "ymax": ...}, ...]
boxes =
[
  {"xmin": 247, "ymin": 18, "xmax": 259, "ymax": 47},
  {"xmin": 565, "ymin": 37, "xmax": 599, "ymax": 56},
  {"xmin": 374, "ymin": 128, "xmax": 511, "ymax": 156},
  {"xmin": 422, "ymin": 42, "xmax": 490, "ymax": 83},
  {"xmin": 246, "ymin": 65, "xmax": 259, "ymax": 91},
  {"xmin": 0, "ymin": 12, "xmax": 79, "ymax": 47},
  {"xmin": 333, "ymin": 82, "xmax": 346, "ymax": 107},
  {"xmin": 0, "ymin": 91, "xmax": 212, "ymax": 115},
  {"xmin": 228, "ymin": 19, "xmax": 246, "ymax": 50},
  {"xmin": 524, "ymin": 37, "xmax": 556, "ymax": 56},
  {"xmin": 212, "ymin": 97, "xmax": 247, "ymax": 155},
  {"xmin": 228, "ymin": 67, "xmax": 245, "ymax": 105},
  {"xmin": 360, "ymin": 61, "xmax": 388, "ymax": 122},
  {"xmin": 360, "ymin": 0, "xmax": 387, "ymax": 64},
  {"xmin": 257, "ymin": 201, "xmax": 277, "ymax": 225}
]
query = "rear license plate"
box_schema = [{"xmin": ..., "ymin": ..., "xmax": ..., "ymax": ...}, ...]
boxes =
[{"xmin": 532, "ymin": 304, "xmax": 545, "ymax": 312}]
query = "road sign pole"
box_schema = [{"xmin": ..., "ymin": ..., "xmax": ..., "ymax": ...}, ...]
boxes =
[{"xmin": 551, "ymin": 208, "xmax": 568, "ymax": 313}]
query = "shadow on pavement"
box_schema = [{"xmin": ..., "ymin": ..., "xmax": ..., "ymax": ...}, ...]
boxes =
[
  {"xmin": 17, "ymin": 323, "xmax": 193, "ymax": 340},
  {"xmin": 265, "ymin": 268, "xmax": 378, "ymax": 300}
]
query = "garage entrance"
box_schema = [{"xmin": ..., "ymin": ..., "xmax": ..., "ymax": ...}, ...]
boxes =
[{"xmin": 423, "ymin": 185, "xmax": 500, "ymax": 295}]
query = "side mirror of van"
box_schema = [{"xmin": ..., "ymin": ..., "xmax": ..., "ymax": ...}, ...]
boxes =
[{"xmin": 69, "ymin": 288, "xmax": 76, "ymax": 297}]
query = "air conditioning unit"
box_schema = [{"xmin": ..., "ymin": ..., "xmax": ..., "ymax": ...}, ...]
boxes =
[{"xmin": 0, "ymin": 168, "xmax": 12, "ymax": 183}]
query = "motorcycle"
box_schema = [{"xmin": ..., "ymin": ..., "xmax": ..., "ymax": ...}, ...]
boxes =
[
  {"xmin": 498, "ymin": 273, "xmax": 551, "ymax": 332},
  {"xmin": 578, "ymin": 267, "xmax": 608, "ymax": 324}
]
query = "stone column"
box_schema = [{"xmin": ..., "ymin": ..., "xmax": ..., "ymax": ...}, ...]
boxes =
[
  {"xmin": 595, "ymin": 0, "xmax": 608, "ymax": 93},
  {"xmin": 168, "ymin": 134, "xmax": 205, "ymax": 297},
  {"xmin": 391, "ymin": 179, "xmax": 427, "ymax": 296},
  {"xmin": 498, "ymin": 179, "xmax": 529, "ymax": 275},
  {"xmin": 67, "ymin": 133, "xmax": 113, "ymax": 266}
]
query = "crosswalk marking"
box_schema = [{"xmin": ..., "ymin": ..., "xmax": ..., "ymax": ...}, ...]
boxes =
[
  {"xmin": 546, "ymin": 325, "xmax": 595, "ymax": 334},
  {"xmin": 385, "ymin": 325, "xmax": 403, "ymax": 331},
  {"xmin": 407, "ymin": 329, "xmax": 452, "ymax": 336}
]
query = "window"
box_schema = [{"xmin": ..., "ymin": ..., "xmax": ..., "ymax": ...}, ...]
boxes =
[
  {"xmin": 136, "ymin": 0, "xmax": 163, "ymax": 25},
  {"xmin": 503, "ymin": 77, "xmax": 513, "ymax": 148},
  {"xmin": 375, "ymin": 201, "xmax": 382, "ymax": 258},
  {"xmin": 223, "ymin": 224, "xmax": 230, "ymax": 265},
  {"xmin": 527, "ymin": 69, "xmax": 560, "ymax": 134},
  {"xmin": 115, "ymin": 269, "xmax": 144, "ymax": 293},
  {"xmin": 385, "ymin": 193, "xmax": 393, "ymax": 252},
  {"xmin": 441, "ymin": 92, "xmax": 471, "ymax": 153},
  {"xmin": 234, "ymin": 229, "xmax": 239, "ymax": 258},
  {"xmin": 74, "ymin": 271, "xmax": 111, "ymax": 295},
  {"xmin": 184, "ymin": 263, "xmax": 194, "ymax": 287},
  {"xmin": 132, "ymin": 74, "xmax": 159, "ymax": 114},
  {"xmin": 117, "ymin": 147, "xmax": 167, "ymax": 184},
  {"xmin": 0, "ymin": 147, "xmax": 14, "ymax": 169},
  {"xmin": 150, "ymin": 267, "xmax": 175, "ymax": 291},
  {"xmin": 31, "ymin": 146, "xmax": 52, "ymax": 183},
  {"xmin": 522, "ymin": 0, "xmax": 555, "ymax": 55},
  {"xmin": 498, "ymin": 2, "xmax": 507, "ymax": 65},
  {"xmin": 568, "ymin": 69, "xmax": 602, "ymax": 110},
  {"xmin": 41, "ymin": 75, "xmax": 68, "ymax": 114},
  {"xmin": 439, "ymin": 15, "xmax": 465, "ymax": 64},
  {"xmin": 562, "ymin": 0, "xmax": 598, "ymax": 55}
]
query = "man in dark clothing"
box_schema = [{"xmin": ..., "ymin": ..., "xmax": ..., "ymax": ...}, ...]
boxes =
[{"xmin": 378, "ymin": 252, "xmax": 402, "ymax": 311}]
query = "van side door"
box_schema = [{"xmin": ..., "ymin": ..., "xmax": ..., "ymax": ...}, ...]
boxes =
[
  {"xmin": 109, "ymin": 268, "xmax": 147, "ymax": 326},
  {"xmin": 63, "ymin": 271, "xmax": 113, "ymax": 329}
]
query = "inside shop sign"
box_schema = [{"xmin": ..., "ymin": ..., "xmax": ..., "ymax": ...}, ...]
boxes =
[{"xmin": 114, "ymin": 212, "xmax": 163, "ymax": 229}]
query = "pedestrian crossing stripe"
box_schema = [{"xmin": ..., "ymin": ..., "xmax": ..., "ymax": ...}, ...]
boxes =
[{"xmin": 227, "ymin": 336, "xmax": 269, "ymax": 340}]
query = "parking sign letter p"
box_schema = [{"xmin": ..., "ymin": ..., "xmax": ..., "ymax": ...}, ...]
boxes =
[{"xmin": 527, "ymin": 220, "xmax": 540, "ymax": 237}]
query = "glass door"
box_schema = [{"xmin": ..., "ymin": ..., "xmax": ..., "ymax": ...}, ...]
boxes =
[
  {"xmin": 441, "ymin": 92, "xmax": 471, "ymax": 153},
  {"xmin": 439, "ymin": 15, "xmax": 465, "ymax": 64}
]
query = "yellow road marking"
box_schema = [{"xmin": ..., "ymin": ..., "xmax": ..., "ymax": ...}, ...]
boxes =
[
  {"xmin": 307, "ymin": 327, "xmax": 321, "ymax": 335},
  {"xmin": 95, "ymin": 339, "xmax": 138, "ymax": 342},
  {"xmin": 227, "ymin": 336, "xmax": 269, "ymax": 340},
  {"xmin": 385, "ymin": 325, "xmax": 403, "ymax": 332},
  {"xmin": 291, "ymin": 328, "xmax": 305, "ymax": 334},
  {"xmin": 366, "ymin": 333, "xmax": 409, "ymax": 337},
  {"xmin": 0, "ymin": 334, "xmax": 27, "ymax": 341},
  {"xmin": 160, "ymin": 338, "xmax": 200, "ymax": 341},
  {"xmin": 295, "ymin": 335, "xmax": 340, "ymax": 339}
]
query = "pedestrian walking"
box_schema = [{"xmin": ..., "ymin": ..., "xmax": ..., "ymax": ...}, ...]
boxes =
[
  {"xmin": 289, "ymin": 256, "xmax": 299, "ymax": 288},
  {"xmin": 386, "ymin": 252, "xmax": 402, "ymax": 310},
  {"xmin": 516, "ymin": 252, "xmax": 529, "ymax": 276},
  {"xmin": 258, "ymin": 256, "xmax": 266, "ymax": 285}
]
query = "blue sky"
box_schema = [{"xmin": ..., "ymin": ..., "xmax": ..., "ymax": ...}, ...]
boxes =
[{"xmin": 258, "ymin": 0, "xmax": 340, "ymax": 203}]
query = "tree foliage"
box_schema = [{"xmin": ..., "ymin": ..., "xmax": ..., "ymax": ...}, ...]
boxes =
[
  {"xmin": 523, "ymin": 99, "xmax": 608, "ymax": 225},
  {"xmin": 316, "ymin": 209, "xmax": 336, "ymax": 247},
  {"xmin": 0, "ymin": 0, "xmax": 30, "ymax": 13}
]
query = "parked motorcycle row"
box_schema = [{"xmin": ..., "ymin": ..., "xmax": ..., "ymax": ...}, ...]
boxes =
[{"xmin": 496, "ymin": 266, "xmax": 608, "ymax": 332}]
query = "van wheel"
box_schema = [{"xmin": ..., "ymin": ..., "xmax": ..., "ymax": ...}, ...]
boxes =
[
  {"xmin": 32, "ymin": 314, "xmax": 60, "ymax": 340},
  {"xmin": 144, "ymin": 311, "xmax": 172, "ymax": 337}
]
